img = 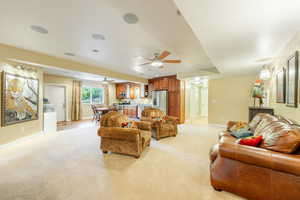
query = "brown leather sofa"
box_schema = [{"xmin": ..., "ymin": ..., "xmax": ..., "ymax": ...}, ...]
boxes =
[
  {"xmin": 210, "ymin": 113, "xmax": 300, "ymax": 200},
  {"xmin": 141, "ymin": 107, "xmax": 178, "ymax": 140},
  {"xmin": 98, "ymin": 111, "xmax": 151, "ymax": 158}
]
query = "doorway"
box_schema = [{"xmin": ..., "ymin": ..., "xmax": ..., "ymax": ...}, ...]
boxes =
[
  {"xmin": 185, "ymin": 79, "xmax": 208, "ymax": 124},
  {"xmin": 44, "ymin": 84, "xmax": 67, "ymax": 122}
]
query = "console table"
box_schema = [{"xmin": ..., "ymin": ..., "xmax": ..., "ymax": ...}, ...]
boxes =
[{"xmin": 249, "ymin": 107, "xmax": 274, "ymax": 122}]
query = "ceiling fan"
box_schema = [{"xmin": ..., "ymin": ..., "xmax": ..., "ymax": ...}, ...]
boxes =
[
  {"xmin": 138, "ymin": 51, "xmax": 181, "ymax": 68},
  {"xmin": 101, "ymin": 77, "xmax": 114, "ymax": 84}
]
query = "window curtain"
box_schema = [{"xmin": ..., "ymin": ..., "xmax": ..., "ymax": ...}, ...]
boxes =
[
  {"xmin": 71, "ymin": 80, "xmax": 82, "ymax": 121},
  {"xmin": 103, "ymin": 84, "xmax": 109, "ymax": 106}
]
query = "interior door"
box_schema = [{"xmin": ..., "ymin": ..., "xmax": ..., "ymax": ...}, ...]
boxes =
[{"xmin": 44, "ymin": 85, "xmax": 66, "ymax": 122}]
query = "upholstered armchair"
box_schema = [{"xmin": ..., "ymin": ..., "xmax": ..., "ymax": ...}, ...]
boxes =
[
  {"xmin": 98, "ymin": 111, "xmax": 151, "ymax": 158},
  {"xmin": 141, "ymin": 107, "xmax": 178, "ymax": 140}
]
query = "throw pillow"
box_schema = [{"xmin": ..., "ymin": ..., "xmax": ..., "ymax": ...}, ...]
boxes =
[
  {"xmin": 231, "ymin": 130, "xmax": 253, "ymax": 139},
  {"xmin": 121, "ymin": 122, "xmax": 131, "ymax": 128},
  {"xmin": 238, "ymin": 135, "xmax": 263, "ymax": 147},
  {"xmin": 229, "ymin": 121, "xmax": 249, "ymax": 131},
  {"xmin": 259, "ymin": 121, "xmax": 300, "ymax": 153}
]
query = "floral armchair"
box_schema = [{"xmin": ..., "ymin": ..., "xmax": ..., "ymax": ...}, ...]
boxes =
[
  {"xmin": 141, "ymin": 107, "xmax": 178, "ymax": 140},
  {"xmin": 98, "ymin": 111, "xmax": 151, "ymax": 158}
]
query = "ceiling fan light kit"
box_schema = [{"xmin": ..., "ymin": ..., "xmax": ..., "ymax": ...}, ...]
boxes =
[
  {"xmin": 151, "ymin": 60, "xmax": 163, "ymax": 67},
  {"xmin": 139, "ymin": 50, "xmax": 182, "ymax": 68}
]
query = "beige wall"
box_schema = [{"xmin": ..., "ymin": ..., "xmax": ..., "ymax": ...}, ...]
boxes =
[
  {"xmin": 208, "ymin": 75, "xmax": 256, "ymax": 125},
  {"xmin": 0, "ymin": 61, "xmax": 43, "ymax": 145},
  {"xmin": 267, "ymin": 32, "xmax": 300, "ymax": 122},
  {"xmin": 44, "ymin": 74, "xmax": 117, "ymax": 120}
]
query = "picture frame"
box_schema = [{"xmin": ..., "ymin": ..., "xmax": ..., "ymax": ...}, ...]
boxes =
[
  {"xmin": 276, "ymin": 68, "xmax": 286, "ymax": 103},
  {"xmin": 1, "ymin": 72, "xmax": 39, "ymax": 126},
  {"xmin": 286, "ymin": 51, "xmax": 299, "ymax": 108}
]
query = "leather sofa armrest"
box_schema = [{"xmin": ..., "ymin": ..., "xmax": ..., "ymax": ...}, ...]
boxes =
[
  {"xmin": 135, "ymin": 121, "xmax": 151, "ymax": 131},
  {"xmin": 99, "ymin": 127, "xmax": 140, "ymax": 142},
  {"xmin": 219, "ymin": 135, "xmax": 300, "ymax": 176},
  {"xmin": 210, "ymin": 144, "xmax": 219, "ymax": 163}
]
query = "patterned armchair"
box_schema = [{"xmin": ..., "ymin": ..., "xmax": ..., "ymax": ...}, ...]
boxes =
[
  {"xmin": 141, "ymin": 107, "xmax": 178, "ymax": 140},
  {"xmin": 98, "ymin": 111, "xmax": 151, "ymax": 158}
]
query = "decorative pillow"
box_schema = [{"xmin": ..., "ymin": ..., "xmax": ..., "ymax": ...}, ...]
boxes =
[
  {"xmin": 258, "ymin": 121, "xmax": 300, "ymax": 153},
  {"xmin": 231, "ymin": 130, "xmax": 253, "ymax": 139},
  {"xmin": 238, "ymin": 135, "xmax": 263, "ymax": 147},
  {"xmin": 229, "ymin": 121, "xmax": 249, "ymax": 132},
  {"xmin": 121, "ymin": 122, "xmax": 130, "ymax": 128},
  {"xmin": 249, "ymin": 113, "xmax": 277, "ymax": 132},
  {"xmin": 254, "ymin": 115, "xmax": 278, "ymax": 136}
]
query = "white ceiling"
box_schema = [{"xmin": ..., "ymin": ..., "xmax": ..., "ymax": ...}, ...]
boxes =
[
  {"xmin": 174, "ymin": 0, "xmax": 300, "ymax": 75},
  {"xmin": 0, "ymin": 0, "xmax": 213, "ymax": 79}
]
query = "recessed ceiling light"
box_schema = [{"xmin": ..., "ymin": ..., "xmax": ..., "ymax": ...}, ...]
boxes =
[
  {"xmin": 92, "ymin": 33, "xmax": 105, "ymax": 40},
  {"xmin": 64, "ymin": 52, "xmax": 75, "ymax": 56},
  {"xmin": 92, "ymin": 49, "xmax": 99, "ymax": 53},
  {"xmin": 30, "ymin": 25, "xmax": 48, "ymax": 34},
  {"xmin": 123, "ymin": 13, "xmax": 139, "ymax": 24}
]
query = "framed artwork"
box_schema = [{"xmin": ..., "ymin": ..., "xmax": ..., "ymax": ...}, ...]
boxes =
[
  {"xmin": 1, "ymin": 72, "xmax": 39, "ymax": 126},
  {"xmin": 276, "ymin": 68, "xmax": 286, "ymax": 103},
  {"xmin": 286, "ymin": 51, "xmax": 299, "ymax": 108}
]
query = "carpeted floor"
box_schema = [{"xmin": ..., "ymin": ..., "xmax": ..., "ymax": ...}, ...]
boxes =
[{"xmin": 0, "ymin": 124, "xmax": 244, "ymax": 200}]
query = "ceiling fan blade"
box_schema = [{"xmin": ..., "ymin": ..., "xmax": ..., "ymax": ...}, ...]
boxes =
[
  {"xmin": 163, "ymin": 60, "xmax": 181, "ymax": 63},
  {"xmin": 139, "ymin": 62, "xmax": 152, "ymax": 66},
  {"xmin": 158, "ymin": 51, "xmax": 170, "ymax": 59}
]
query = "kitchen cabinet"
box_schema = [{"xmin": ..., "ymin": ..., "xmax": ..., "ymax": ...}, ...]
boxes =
[
  {"xmin": 148, "ymin": 75, "xmax": 185, "ymax": 124},
  {"xmin": 116, "ymin": 83, "xmax": 127, "ymax": 99},
  {"xmin": 160, "ymin": 78, "xmax": 168, "ymax": 90},
  {"xmin": 116, "ymin": 83, "xmax": 141, "ymax": 99}
]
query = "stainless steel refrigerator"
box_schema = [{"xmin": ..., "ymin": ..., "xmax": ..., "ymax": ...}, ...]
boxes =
[{"xmin": 152, "ymin": 90, "xmax": 168, "ymax": 114}]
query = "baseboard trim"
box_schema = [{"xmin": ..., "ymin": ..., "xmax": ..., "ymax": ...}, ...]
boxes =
[
  {"xmin": 0, "ymin": 131, "xmax": 45, "ymax": 149},
  {"xmin": 209, "ymin": 124, "xmax": 226, "ymax": 128},
  {"xmin": 82, "ymin": 116, "xmax": 93, "ymax": 120}
]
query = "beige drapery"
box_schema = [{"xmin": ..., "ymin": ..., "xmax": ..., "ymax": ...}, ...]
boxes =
[
  {"xmin": 103, "ymin": 84, "xmax": 109, "ymax": 106},
  {"xmin": 71, "ymin": 80, "xmax": 82, "ymax": 121}
]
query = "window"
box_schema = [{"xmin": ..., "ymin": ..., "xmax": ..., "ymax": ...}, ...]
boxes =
[{"xmin": 81, "ymin": 86, "xmax": 104, "ymax": 104}]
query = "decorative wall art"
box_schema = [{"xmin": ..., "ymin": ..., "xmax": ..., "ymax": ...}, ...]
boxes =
[
  {"xmin": 286, "ymin": 51, "xmax": 299, "ymax": 108},
  {"xmin": 1, "ymin": 72, "xmax": 39, "ymax": 126},
  {"xmin": 276, "ymin": 68, "xmax": 286, "ymax": 103}
]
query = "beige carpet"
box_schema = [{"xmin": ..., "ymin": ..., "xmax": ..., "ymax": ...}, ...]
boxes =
[{"xmin": 0, "ymin": 124, "xmax": 244, "ymax": 200}]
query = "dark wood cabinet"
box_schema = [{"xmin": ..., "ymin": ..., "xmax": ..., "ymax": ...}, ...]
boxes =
[
  {"xmin": 116, "ymin": 83, "xmax": 140, "ymax": 99},
  {"xmin": 148, "ymin": 75, "xmax": 185, "ymax": 124},
  {"xmin": 116, "ymin": 83, "xmax": 127, "ymax": 99},
  {"xmin": 248, "ymin": 107, "xmax": 274, "ymax": 122}
]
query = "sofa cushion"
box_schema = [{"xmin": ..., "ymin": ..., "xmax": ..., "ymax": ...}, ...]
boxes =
[
  {"xmin": 254, "ymin": 114, "xmax": 278, "ymax": 136},
  {"xmin": 100, "ymin": 111, "xmax": 120, "ymax": 127},
  {"xmin": 249, "ymin": 113, "xmax": 277, "ymax": 132},
  {"xmin": 277, "ymin": 115, "xmax": 300, "ymax": 126},
  {"xmin": 257, "ymin": 121, "xmax": 300, "ymax": 153},
  {"xmin": 108, "ymin": 114, "xmax": 129, "ymax": 127}
]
